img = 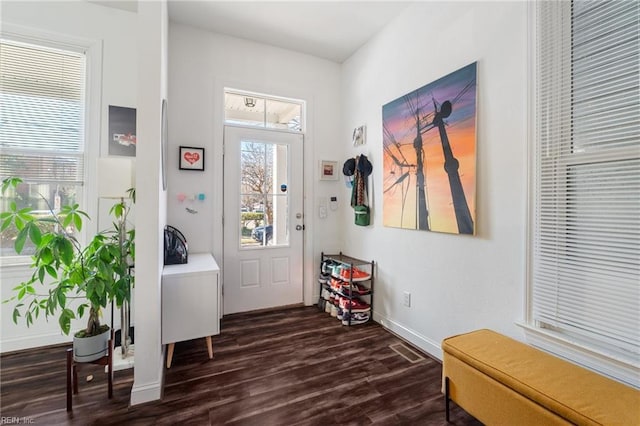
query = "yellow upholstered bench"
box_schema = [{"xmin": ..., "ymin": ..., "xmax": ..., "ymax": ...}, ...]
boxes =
[{"xmin": 442, "ymin": 329, "xmax": 640, "ymax": 425}]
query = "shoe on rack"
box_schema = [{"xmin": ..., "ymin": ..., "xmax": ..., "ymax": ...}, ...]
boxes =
[
  {"xmin": 340, "ymin": 267, "xmax": 371, "ymax": 282},
  {"xmin": 330, "ymin": 278, "xmax": 342, "ymax": 292},
  {"xmin": 330, "ymin": 304, "xmax": 338, "ymax": 317},
  {"xmin": 325, "ymin": 300, "xmax": 332, "ymax": 313},
  {"xmin": 342, "ymin": 311, "xmax": 371, "ymax": 326},
  {"xmin": 339, "ymin": 297, "xmax": 371, "ymax": 312},
  {"xmin": 318, "ymin": 273, "xmax": 330, "ymax": 284},
  {"xmin": 339, "ymin": 282, "xmax": 370, "ymax": 296},
  {"xmin": 321, "ymin": 259, "xmax": 339, "ymax": 275},
  {"xmin": 321, "ymin": 288, "xmax": 330, "ymax": 300},
  {"xmin": 334, "ymin": 294, "xmax": 341, "ymax": 304},
  {"xmin": 331, "ymin": 264, "xmax": 344, "ymax": 278}
]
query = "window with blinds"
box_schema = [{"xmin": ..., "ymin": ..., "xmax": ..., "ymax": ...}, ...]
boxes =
[
  {"xmin": 532, "ymin": 0, "xmax": 639, "ymax": 370},
  {"xmin": 0, "ymin": 39, "xmax": 86, "ymax": 256}
]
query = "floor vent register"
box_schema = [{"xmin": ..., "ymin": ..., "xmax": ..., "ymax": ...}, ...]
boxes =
[{"xmin": 389, "ymin": 343, "xmax": 425, "ymax": 364}]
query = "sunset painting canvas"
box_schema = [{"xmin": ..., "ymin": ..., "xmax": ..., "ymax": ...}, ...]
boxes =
[{"xmin": 382, "ymin": 62, "xmax": 477, "ymax": 235}]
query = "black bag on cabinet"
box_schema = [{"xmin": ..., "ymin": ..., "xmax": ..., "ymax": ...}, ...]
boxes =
[{"xmin": 164, "ymin": 225, "xmax": 188, "ymax": 265}]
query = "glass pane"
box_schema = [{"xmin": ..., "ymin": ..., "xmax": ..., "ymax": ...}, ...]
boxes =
[
  {"xmin": 264, "ymin": 143, "xmax": 275, "ymax": 195},
  {"xmin": 241, "ymin": 140, "xmax": 268, "ymax": 195},
  {"xmin": 571, "ymin": 1, "xmax": 639, "ymax": 153},
  {"xmin": 239, "ymin": 140, "xmax": 289, "ymax": 248},
  {"xmin": 270, "ymin": 194, "xmax": 289, "ymax": 246},
  {"xmin": 267, "ymin": 143, "xmax": 289, "ymax": 196},
  {"xmin": 224, "ymin": 92, "xmax": 265, "ymax": 128},
  {"xmin": 240, "ymin": 193, "xmax": 267, "ymax": 248},
  {"xmin": 0, "ymin": 181, "xmax": 81, "ymax": 256},
  {"xmin": 266, "ymin": 99, "xmax": 302, "ymax": 131}
]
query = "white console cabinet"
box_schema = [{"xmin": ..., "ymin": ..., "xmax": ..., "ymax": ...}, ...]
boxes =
[{"xmin": 161, "ymin": 253, "xmax": 220, "ymax": 368}]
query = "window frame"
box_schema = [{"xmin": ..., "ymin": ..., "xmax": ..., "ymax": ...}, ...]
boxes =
[
  {"xmin": 0, "ymin": 24, "xmax": 102, "ymax": 267},
  {"xmin": 523, "ymin": 1, "xmax": 640, "ymax": 389}
]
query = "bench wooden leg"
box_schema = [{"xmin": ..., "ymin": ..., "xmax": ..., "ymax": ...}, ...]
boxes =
[{"xmin": 445, "ymin": 376, "xmax": 450, "ymax": 423}]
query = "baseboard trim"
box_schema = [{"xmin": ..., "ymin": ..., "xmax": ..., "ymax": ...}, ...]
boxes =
[
  {"xmin": 130, "ymin": 381, "xmax": 162, "ymax": 405},
  {"xmin": 130, "ymin": 348, "xmax": 165, "ymax": 405},
  {"xmin": 1, "ymin": 333, "xmax": 72, "ymax": 353},
  {"xmin": 372, "ymin": 311, "xmax": 443, "ymax": 361}
]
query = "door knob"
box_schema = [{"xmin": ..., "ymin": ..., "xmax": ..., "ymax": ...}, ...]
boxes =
[{"xmin": 296, "ymin": 225, "xmax": 304, "ymax": 231}]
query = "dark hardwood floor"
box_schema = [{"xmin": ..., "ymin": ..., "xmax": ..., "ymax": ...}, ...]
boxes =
[{"xmin": 1, "ymin": 306, "xmax": 481, "ymax": 425}]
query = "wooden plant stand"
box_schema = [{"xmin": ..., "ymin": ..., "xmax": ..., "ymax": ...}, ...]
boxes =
[{"xmin": 66, "ymin": 339, "xmax": 113, "ymax": 412}]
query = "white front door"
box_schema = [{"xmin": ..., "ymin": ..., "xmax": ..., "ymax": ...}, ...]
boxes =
[{"xmin": 223, "ymin": 126, "xmax": 304, "ymax": 314}]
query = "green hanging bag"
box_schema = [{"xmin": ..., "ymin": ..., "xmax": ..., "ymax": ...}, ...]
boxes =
[{"xmin": 354, "ymin": 205, "xmax": 370, "ymax": 226}]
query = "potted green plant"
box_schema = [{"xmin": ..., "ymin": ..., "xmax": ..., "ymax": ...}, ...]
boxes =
[{"xmin": 1, "ymin": 177, "xmax": 135, "ymax": 362}]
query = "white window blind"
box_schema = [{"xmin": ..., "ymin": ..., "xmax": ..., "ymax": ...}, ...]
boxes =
[
  {"xmin": 532, "ymin": 0, "xmax": 639, "ymax": 366},
  {"xmin": 0, "ymin": 39, "xmax": 86, "ymax": 256},
  {"xmin": 0, "ymin": 40, "xmax": 86, "ymax": 184}
]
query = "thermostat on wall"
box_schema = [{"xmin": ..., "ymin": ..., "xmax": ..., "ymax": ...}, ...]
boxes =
[{"xmin": 330, "ymin": 196, "xmax": 338, "ymax": 211}]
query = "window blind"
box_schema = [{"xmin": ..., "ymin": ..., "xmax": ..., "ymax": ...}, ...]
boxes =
[
  {"xmin": 0, "ymin": 40, "xmax": 86, "ymax": 185},
  {"xmin": 532, "ymin": 0, "xmax": 640, "ymax": 362}
]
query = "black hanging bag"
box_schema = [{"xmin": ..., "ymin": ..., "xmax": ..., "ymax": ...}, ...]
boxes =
[{"xmin": 164, "ymin": 225, "xmax": 188, "ymax": 265}]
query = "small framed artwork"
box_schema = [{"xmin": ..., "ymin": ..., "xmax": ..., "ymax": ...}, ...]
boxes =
[
  {"xmin": 352, "ymin": 125, "xmax": 366, "ymax": 146},
  {"xmin": 179, "ymin": 146, "xmax": 205, "ymax": 171},
  {"xmin": 319, "ymin": 160, "xmax": 339, "ymax": 181}
]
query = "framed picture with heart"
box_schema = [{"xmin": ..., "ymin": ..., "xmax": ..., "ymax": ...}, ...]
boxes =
[{"xmin": 179, "ymin": 146, "xmax": 205, "ymax": 171}]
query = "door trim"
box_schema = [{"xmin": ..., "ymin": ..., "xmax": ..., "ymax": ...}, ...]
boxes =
[{"xmin": 214, "ymin": 78, "xmax": 317, "ymax": 316}]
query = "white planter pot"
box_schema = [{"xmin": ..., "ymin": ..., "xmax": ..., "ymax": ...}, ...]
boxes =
[{"xmin": 73, "ymin": 328, "xmax": 110, "ymax": 362}]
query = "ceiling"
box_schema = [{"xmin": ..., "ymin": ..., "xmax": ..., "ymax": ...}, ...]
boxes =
[
  {"xmin": 167, "ymin": 1, "xmax": 411, "ymax": 63},
  {"xmin": 88, "ymin": 1, "xmax": 410, "ymax": 63}
]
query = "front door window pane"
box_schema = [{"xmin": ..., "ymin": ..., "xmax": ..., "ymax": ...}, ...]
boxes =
[{"xmin": 240, "ymin": 140, "xmax": 289, "ymax": 248}]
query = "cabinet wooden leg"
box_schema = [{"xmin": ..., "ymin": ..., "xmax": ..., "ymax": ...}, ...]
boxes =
[
  {"xmin": 166, "ymin": 343, "xmax": 175, "ymax": 368},
  {"xmin": 206, "ymin": 336, "xmax": 214, "ymax": 359}
]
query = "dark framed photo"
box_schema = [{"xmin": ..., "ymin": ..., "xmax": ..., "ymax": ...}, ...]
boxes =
[
  {"xmin": 108, "ymin": 105, "xmax": 136, "ymax": 156},
  {"xmin": 179, "ymin": 146, "xmax": 205, "ymax": 171}
]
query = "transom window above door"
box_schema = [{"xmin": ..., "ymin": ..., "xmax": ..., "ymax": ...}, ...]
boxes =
[{"xmin": 224, "ymin": 89, "xmax": 304, "ymax": 132}]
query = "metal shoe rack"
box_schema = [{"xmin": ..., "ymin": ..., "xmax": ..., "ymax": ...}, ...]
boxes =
[{"xmin": 318, "ymin": 252, "xmax": 375, "ymax": 326}]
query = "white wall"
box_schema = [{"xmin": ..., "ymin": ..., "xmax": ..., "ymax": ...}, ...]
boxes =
[
  {"xmin": 167, "ymin": 23, "xmax": 343, "ymax": 308},
  {"xmin": 341, "ymin": 2, "xmax": 528, "ymax": 359},
  {"xmin": 131, "ymin": 0, "xmax": 168, "ymax": 405},
  {"xmin": 0, "ymin": 0, "xmax": 138, "ymax": 352}
]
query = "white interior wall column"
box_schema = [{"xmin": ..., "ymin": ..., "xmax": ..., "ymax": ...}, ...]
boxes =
[{"xmin": 131, "ymin": 0, "xmax": 168, "ymax": 405}]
